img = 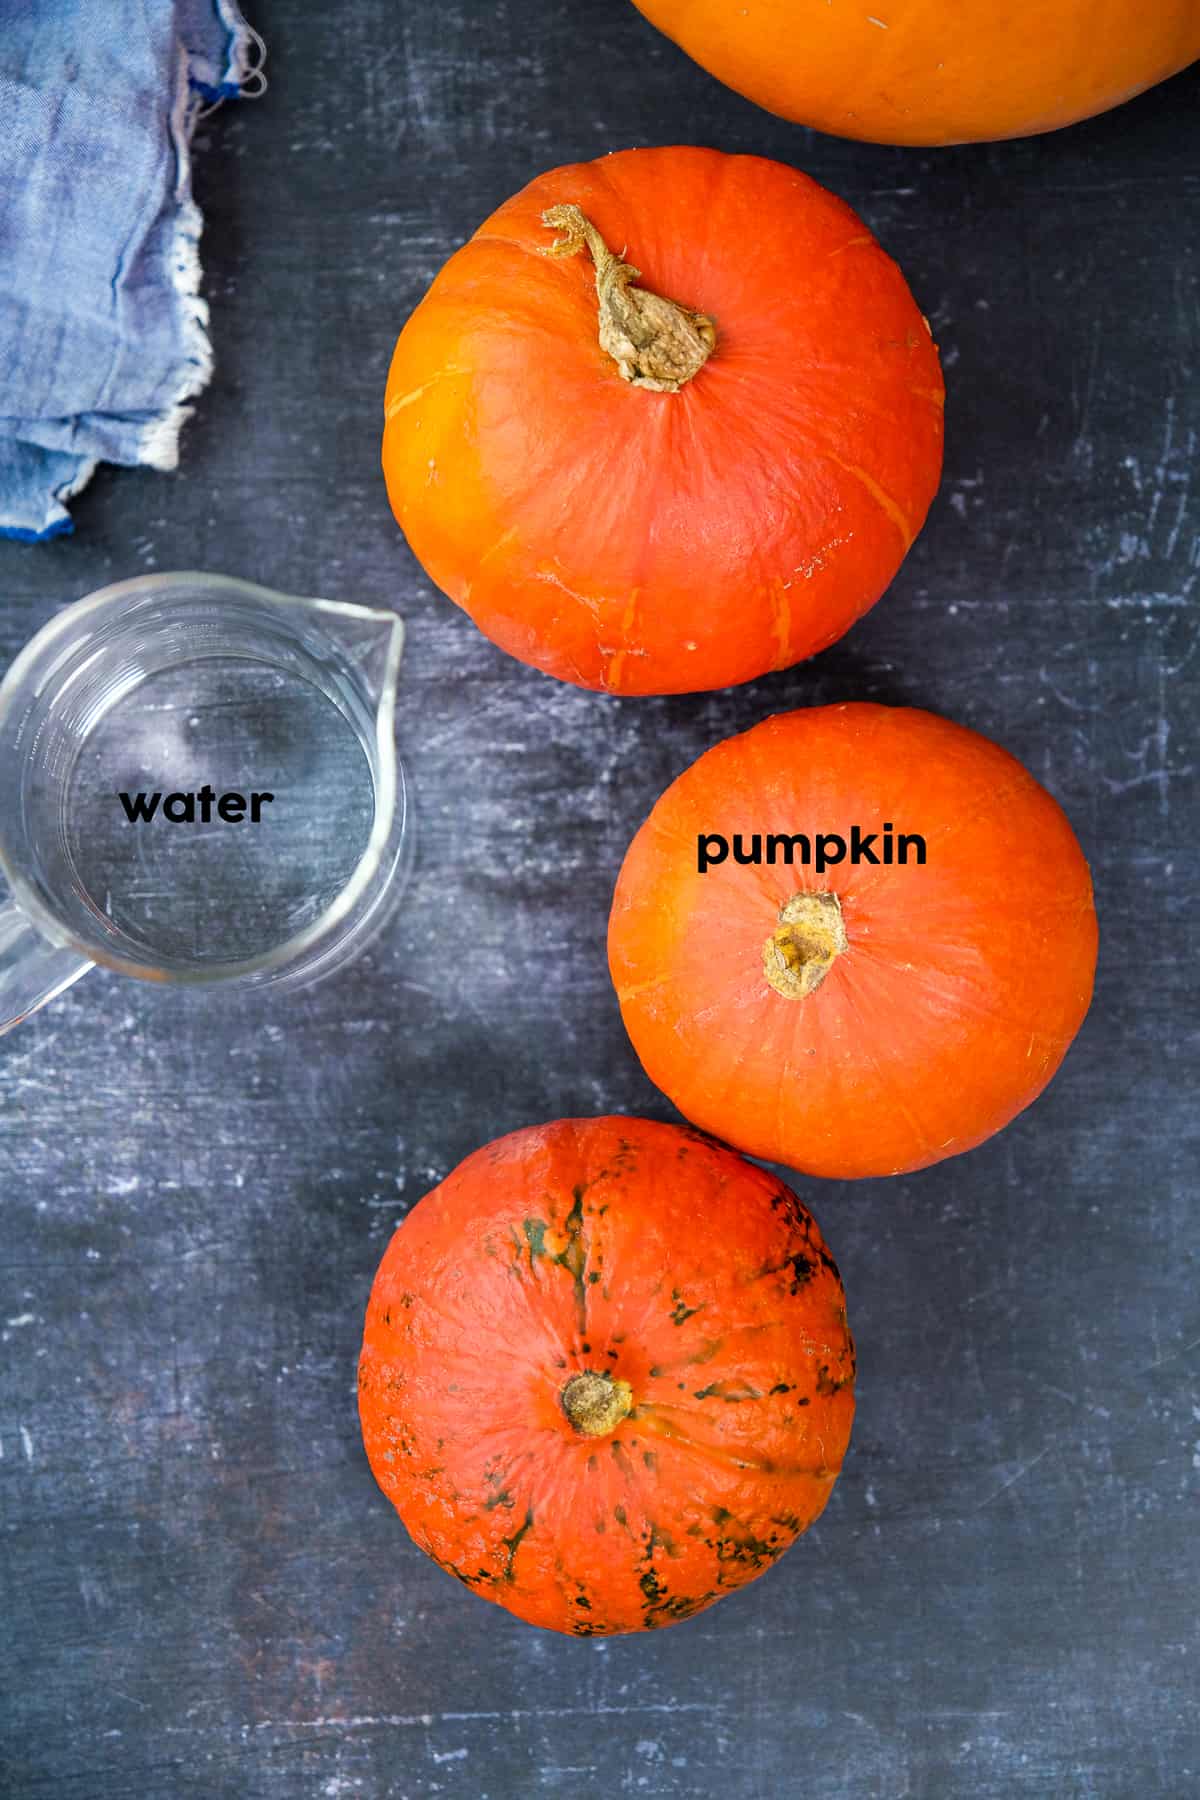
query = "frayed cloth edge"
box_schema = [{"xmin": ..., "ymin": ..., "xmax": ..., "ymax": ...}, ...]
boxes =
[
  {"xmin": 16, "ymin": 6, "xmax": 258, "ymax": 528},
  {"xmin": 216, "ymin": 0, "xmax": 257, "ymax": 88},
  {"xmin": 0, "ymin": 518, "xmax": 75, "ymax": 543},
  {"xmin": 133, "ymin": 47, "xmax": 215, "ymax": 475},
  {"xmin": 0, "ymin": 453, "xmax": 98, "ymax": 539}
]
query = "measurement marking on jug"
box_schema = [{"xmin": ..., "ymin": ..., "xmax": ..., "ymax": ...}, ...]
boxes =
[{"xmin": 116, "ymin": 787, "xmax": 275, "ymax": 824}]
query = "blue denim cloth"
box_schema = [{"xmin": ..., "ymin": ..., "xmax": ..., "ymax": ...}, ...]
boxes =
[{"xmin": 0, "ymin": 1, "xmax": 256, "ymax": 540}]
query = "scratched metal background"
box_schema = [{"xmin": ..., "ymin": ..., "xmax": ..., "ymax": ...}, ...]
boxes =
[{"xmin": 1, "ymin": 3, "xmax": 1197, "ymax": 1796}]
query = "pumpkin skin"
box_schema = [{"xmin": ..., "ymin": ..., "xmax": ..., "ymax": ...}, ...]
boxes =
[
  {"xmin": 630, "ymin": 0, "xmax": 1200, "ymax": 146},
  {"xmin": 382, "ymin": 146, "xmax": 943, "ymax": 695},
  {"xmin": 608, "ymin": 705, "xmax": 1098, "ymax": 1179},
  {"xmin": 358, "ymin": 1116, "xmax": 855, "ymax": 1636}
]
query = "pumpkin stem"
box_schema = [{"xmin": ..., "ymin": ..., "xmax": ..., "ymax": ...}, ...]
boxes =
[
  {"xmin": 540, "ymin": 203, "xmax": 716, "ymax": 393},
  {"xmin": 763, "ymin": 892, "xmax": 848, "ymax": 1000},
  {"xmin": 561, "ymin": 1369, "xmax": 634, "ymax": 1437}
]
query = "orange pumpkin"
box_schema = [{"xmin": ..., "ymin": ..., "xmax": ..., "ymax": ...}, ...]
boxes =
[
  {"xmin": 382, "ymin": 146, "xmax": 943, "ymax": 695},
  {"xmin": 609, "ymin": 705, "xmax": 1098, "ymax": 1179},
  {"xmin": 358, "ymin": 1116, "xmax": 855, "ymax": 1636},
  {"xmin": 631, "ymin": 0, "xmax": 1200, "ymax": 145}
]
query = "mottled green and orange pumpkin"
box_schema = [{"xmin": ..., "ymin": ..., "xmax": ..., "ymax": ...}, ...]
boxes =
[{"xmin": 358, "ymin": 1117, "xmax": 855, "ymax": 1636}]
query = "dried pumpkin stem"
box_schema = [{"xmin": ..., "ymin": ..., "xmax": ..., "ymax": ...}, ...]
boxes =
[
  {"xmin": 763, "ymin": 891, "xmax": 848, "ymax": 1000},
  {"xmin": 540, "ymin": 202, "xmax": 716, "ymax": 393},
  {"xmin": 561, "ymin": 1369, "xmax": 633, "ymax": 1437}
]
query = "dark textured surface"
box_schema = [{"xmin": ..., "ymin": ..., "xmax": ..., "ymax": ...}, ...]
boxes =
[{"xmin": 2, "ymin": 4, "xmax": 1198, "ymax": 1795}]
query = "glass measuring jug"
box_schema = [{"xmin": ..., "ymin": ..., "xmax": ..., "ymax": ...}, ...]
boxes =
[{"xmin": 0, "ymin": 573, "xmax": 411, "ymax": 1036}]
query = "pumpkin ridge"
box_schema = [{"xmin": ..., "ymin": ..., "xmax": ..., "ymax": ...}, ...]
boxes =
[
  {"xmin": 825, "ymin": 233, "xmax": 876, "ymax": 260},
  {"xmin": 383, "ymin": 368, "xmax": 464, "ymax": 421},
  {"xmin": 510, "ymin": 1201, "xmax": 599, "ymax": 1344},
  {"xmin": 470, "ymin": 225, "xmax": 574, "ymax": 264},
  {"xmin": 681, "ymin": 708, "xmax": 1049, "ymax": 880},
  {"xmin": 474, "ymin": 523, "xmax": 521, "ymax": 573},
  {"xmin": 498, "ymin": 1505, "xmax": 535, "ymax": 1582},
  {"xmin": 611, "ymin": 971, "xmax": 671, "ymax": 1005},
  {"xmin": 843, "ymin": 945, "xmax": 1084, "ymax": 1048},
  {"xmin": 736, "ymin": 363, "xmax": 936, "ymax": 475},
  {"xmin": 768, "ymin": 579, "xmax": 793, "ymax": 669},
  {"xmin": 891, "ymin": 766, "xmax": 1040, "ymax": 859},
  {"xmin": 819, "ymin": 450, "xmax": 916, "ymax": 552},
  {"xmin": 528, "ymin": 565, "xmax": 605, "ymax": 620},
  {"xmin": 684, "ymin": 971, "xmax": 783, "ymax": 1102},
  {"xmin": 633, "ymin": 1402, "xmax": 843, "ymax": 1482},
  {"xmin": 605, "ymin": 586, "xmax": 643, "ymax": 691},
  {"xmin": 807, "ymin": 946, "xmax": 941, "ymax": 1164},
  {"xmin": 644, "ymin": 1321, "xmax": 774, "ymax": 1373},
  {"xmin": 367, "ymin": 1274, "xmax": 474, "ymax": 1346}
]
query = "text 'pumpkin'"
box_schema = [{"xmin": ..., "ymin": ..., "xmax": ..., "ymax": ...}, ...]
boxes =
[
  {"xmin": 609, "ymin": 705, "xmax": 1098, "ymax": 1179},
  {"xmin": 383, "ymin": 146, "xmax": 943, "ymax": 695},
  {"xmin": 359, "ymin": 1117, "xmax": 855, "ymax": 1635}
]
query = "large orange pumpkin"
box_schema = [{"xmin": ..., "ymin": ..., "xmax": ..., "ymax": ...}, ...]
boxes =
[
  {"xmin": 358, "ymin": 1116, "xmax": 855, "ymax": 1635},
  {"xmin": 631, "ymin": 0, "xmax": 1200, "ymax": 145},
  {"xmin": 609, "ymin": 705, "xmax": 1098, "ymax": 1179},
  {"xmin": 382, "ymin": 146, "xmax": 943, "ymax": 695}
]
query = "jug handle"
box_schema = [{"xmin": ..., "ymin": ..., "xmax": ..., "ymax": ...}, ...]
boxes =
[{"xmin": 0, "ymin": 903, "xmax": 93, "ymax": 1037}]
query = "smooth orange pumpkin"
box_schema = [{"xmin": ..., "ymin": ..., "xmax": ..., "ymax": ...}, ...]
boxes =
[
  {"xmin": 382, "ymin": 146, "xmax": 943, "ymax": 695},
  {"xmin": 631, "ymin": 1, "xmax": 1200, "ymax": 146},
  {"xmin": 358, "ymin": 1116, "xmax": 855, "ymax": 1635},
  {"xmin": 609, "ymin": 705, "xmax": 1098, "ymax": 1179}
]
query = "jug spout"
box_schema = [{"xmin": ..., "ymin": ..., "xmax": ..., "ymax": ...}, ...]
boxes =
[{"xmin": 317, "ymin": 602, "xmax": 405, "ymax": 716}]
